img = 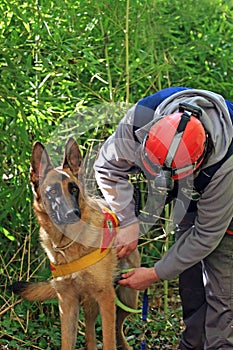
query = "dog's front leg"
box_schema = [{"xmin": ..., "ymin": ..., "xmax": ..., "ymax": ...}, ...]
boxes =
[
  {"xmin": 84, "ymin": 300, "xmax": 99, "ymax": 350},
  {"xmin": 58, "ymin": 290, "xmax": 80, "ymax": 350},
  {"xmin": 97, "ymin": 287, "xmax": 116, "ymax": 350}
]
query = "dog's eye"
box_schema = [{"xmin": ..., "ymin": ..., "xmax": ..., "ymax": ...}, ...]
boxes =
[
  {"xmin": 69, "ymin": 182, "xmax": 79, "ymax": 195},
  {"xmin": 46, "ymin": 184, "xmax": 61, "ymax": 198},
  {"xmin": 50, "ymin": 189, "xmax": 57, "ymax": 195},
  {"xmin": 70, "ymin": 186, "xmax": 78, "ymax": 194}
]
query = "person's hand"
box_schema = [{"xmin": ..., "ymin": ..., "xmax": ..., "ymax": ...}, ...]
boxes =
[
  {"xmin": 115, "ymin": 222, "xmax": 139, "ymax": 259},
  {"xmin": 118, "ymin": 267, "xmax": 159, "ymax": 290}
]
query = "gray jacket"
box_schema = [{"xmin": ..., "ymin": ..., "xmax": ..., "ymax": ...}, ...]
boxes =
[{"xmin": 94, "ymin": 89, "xmax": 233, "ymax": 279}]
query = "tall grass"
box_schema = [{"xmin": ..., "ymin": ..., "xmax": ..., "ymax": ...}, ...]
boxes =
[{"xmin": 1, "ymin": 0, "xmax": 233, "ymax": 348}]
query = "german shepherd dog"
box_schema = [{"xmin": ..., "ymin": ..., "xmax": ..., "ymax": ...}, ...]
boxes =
[{"xmin": 11, "ymin": 137, "xmax": 140, "ymax": 350}]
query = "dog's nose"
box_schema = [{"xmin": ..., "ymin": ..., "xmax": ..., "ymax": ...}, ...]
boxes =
[
  {"xmin": 72, "ymin": 209, "xmax": 81, "ymax": 218},
  {"xmin": 65, "ymin": 209, "xmax": 81, "ymax": 222}
]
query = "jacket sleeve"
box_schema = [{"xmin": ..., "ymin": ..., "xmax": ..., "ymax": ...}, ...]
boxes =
[
  {"xmin": 94, "ymin": 106, "xmax": 141, "ymax": 227},
  {"xmin": 154, "ymin": 156, "xmax": 233, "ymax": 280}
]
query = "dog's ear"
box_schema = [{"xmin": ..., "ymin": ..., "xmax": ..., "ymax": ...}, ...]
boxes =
[
  {"xmin": 63, "ymin": 137, "xmax": 83, "ymax": 176},
  {"xmin": 30, "ymin": 142, "xmax": 54, "ymax": 186}
]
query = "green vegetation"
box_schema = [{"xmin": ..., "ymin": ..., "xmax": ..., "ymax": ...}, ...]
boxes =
[{"xmin": 1, "ymin": 0, "xmax": 233, "ymax": 348}]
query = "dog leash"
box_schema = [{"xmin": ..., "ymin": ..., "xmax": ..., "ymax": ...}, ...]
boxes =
[
  {"xmin": 115, "ymin": 288, "xmax": 150, "ymax": 349},
  {"xmin": 114, "ymin": 268, "xmax": 141, "ymax": 314},
  {"xmin": 115, "ymin": 269, "xmax": 150, "ymax": 349},
  {"xmin": 141, "ymin": 288, "xmax": 149, "ymax": 350},
  {"xmin": 115, "ymin": 293, "xmax": 142, "ymax": 314}
]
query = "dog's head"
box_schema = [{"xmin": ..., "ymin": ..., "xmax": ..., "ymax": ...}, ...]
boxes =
[{"xmin": 30, "ymin": 137, "xmax": 85, "ymax": 225}]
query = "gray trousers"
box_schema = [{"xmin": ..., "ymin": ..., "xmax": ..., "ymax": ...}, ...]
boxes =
[{"xmin": 179, "ymin": 234, "xmax": 233, "ymax": 350}]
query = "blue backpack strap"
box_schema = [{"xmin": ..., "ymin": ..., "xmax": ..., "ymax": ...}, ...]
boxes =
[
  {"xmin": 133, "ymin": 87, "xmax": 191, "ymax": 135},
  {"xmin": 225, "ymin": 99, "xmax": 233, "ymax": 121},
  {"xmin": 194, "ymin": 139, "xmax": 233, "ymax": 193}
]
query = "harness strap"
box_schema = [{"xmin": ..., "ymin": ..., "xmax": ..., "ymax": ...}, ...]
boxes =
[
  {"xmin": 50, "ymin": 248, "xmax": 111, "ymax": 278},
  {"xmin": 194, "ymin": 138, "xmax": 233, "ymax": 193}
]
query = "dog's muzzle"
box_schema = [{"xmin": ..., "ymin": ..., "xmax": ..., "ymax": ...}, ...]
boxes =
[
  {"xmin": 50, "ymin": 203, "xmax": 81, "ymax": 225},
  {"xmin": 64, "ymin": 208, "xmax": 81, "ymax": 224}
]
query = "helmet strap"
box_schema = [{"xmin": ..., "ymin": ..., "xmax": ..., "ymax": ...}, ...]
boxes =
[{"xmin": 164, "ymin": 110, "xmax": 192, "ymax": 168}]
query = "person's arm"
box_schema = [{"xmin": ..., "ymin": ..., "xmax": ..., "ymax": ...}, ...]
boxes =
[
  {"xmin": 94, "ymin": 105, "xmax": 140, "ymax": 227},
  {"xmin": 119, "ymin": 157, "xmax": 233, "ymax": 288},
  {"xmin": 94, "ymin": 106, "xmax": 142, "ymax": 257},
  {"xmin": 155, "ymin": 157, "xmax": 233, "ymax": 280}
]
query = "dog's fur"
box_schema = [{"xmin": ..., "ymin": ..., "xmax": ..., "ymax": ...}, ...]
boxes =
[{"xmin": 11, "ymin": 137, "xmax": 140, "ymax": 350}]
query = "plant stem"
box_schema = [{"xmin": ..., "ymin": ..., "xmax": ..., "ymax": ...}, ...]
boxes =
[
  {"xmin": 125, "ymin": 0, "xmax": 130, "ymax": 104},
  {"xmin": 97, "ymin": 7, "xmax": 113, "ymax": 102}
]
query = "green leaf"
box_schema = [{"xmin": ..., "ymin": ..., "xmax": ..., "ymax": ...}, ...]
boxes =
[{"xmin": 0, "ymin": 227, "xmax": 15, "ymax": 241}]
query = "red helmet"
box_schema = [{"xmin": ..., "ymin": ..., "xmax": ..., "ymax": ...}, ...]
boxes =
[{"xmin": 140, "ymin": 103, "xmax": 207, "ymax": 180}]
